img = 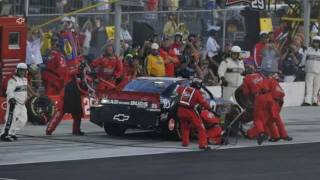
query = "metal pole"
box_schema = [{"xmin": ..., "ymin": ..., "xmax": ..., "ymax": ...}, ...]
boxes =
[
  {"xmin": 114, "ymin": 1, "xmax": 122, "ymax": 56},
  {"xmin": 222, "ymin": 9, "xmax": 227, "ymax": 52},
  {"xmin": 25, "ymin": 0, "xmax": 29, "ymax": 16},
  {"xmin": 303, "ymin": 0, "xmax": 311, "ymax": 46}
]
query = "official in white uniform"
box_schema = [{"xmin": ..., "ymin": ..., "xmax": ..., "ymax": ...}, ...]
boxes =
[
  {"xmin": 303, "ymin": 36, "xmax": 320, "ymax": 106},
  {"xmin": 218, "ymin": 46, "xmax": 245, "ymax": 100},
  {"xmin": 0, "ymin": 63, "xmax": 28, "ymax": 142}
]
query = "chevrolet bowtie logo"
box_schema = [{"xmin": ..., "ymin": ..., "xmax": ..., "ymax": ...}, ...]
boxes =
[
  {"xmin": 113, "ymin": 114, "xmax": 130, "ymax": 122},
  {"xmin": 16, "ymin": 17, "xmax": 25, "ymax": 24}
]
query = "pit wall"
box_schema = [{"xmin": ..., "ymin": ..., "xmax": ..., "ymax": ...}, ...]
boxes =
[{"xmin": 0, "ymin": 82, "xmax": 309, "ymax": 124}]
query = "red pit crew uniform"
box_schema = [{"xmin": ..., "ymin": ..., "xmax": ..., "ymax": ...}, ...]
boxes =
[
  {"xmin": 46, "ymin": 55, "xmax": 84, "ymax": 135},
  {"xmin": 91, "ymin": 56, "xmax": 123, "ymax": 93},
  {"xmin": 176, "ymin": 86, "xmax": 210, "ymax": 149},
  {"xmin": 241, "ymin": 73, "xmax": 272, "ymax": 139},
  {"xmin": 266, "ymin": 77, "xmax": 289, "ymax": 139},
  {"xmin": 42, "ymin": 50, "xmax": 68, "ymax": 96},
  {"xmin": 200, "ymin": 110, "xmax": 223, "ymax": 145}
]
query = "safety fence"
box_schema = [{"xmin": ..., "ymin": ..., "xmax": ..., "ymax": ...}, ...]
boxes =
[
  {"xmin": 2, "ymin": 0, "xmax": 306, "ymax": 51},
  {"xmin": 22, "ymin": 9, "xmax": 286, "ymax": 50}
]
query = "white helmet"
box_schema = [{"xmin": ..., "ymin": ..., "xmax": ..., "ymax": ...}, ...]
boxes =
[
  {"xmin": 16, "ymin": 63, "xmax": 28, "ymax": 70},
  {"xmin": 312, "ymin": 36, "xmax": 320, "ymax": 41},
  {"xmin": 230, "ymin": 46, "xmax": 242, "ymax": 53},
  {"xmin": 151, "ymin": 43, "xmax": 159, "ymax": 50}
]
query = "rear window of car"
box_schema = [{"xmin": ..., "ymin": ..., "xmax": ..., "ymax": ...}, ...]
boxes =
[{"xmin": 123, "ymin": 79, "xmax": 174, "ymax": 93}]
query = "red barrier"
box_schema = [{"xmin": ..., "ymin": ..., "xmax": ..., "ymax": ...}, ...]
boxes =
[{"xmin": 0, "ymin": 97, "xmax": 6, "ymax": 124}]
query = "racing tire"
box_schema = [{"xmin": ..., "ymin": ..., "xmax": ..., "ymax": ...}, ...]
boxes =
[
  {"xmin": 103, "ymin": 123, "xmax": 127, "ymax": 136},
  {"xmin": 160, "ymin": 118, "xmax": 182, "ymax": 141},
  {"xmin": 26, "ymin": 96, "xmax": 55, "ymax": 125}
]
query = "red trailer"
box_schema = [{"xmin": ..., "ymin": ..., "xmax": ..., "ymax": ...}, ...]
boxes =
[{"xmin": 0, "ymin": 16, "xmax": 27, "ymax": 123}]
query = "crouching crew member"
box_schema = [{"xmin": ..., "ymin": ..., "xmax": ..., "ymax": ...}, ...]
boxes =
[
  {"xmin": 241, "ymin": 70, "xmax": 272, "ymax": 145},
  {"xmin": 176, "ymin": 79, "xmax": 211, "ymax": 150},
  {"xmin": 200, "ymin": 110, "xmax": 224, "ymax": 145},
  {"xmin": 0, "ymin": 63, "xmax": 28, "ymax": 142},
  {"xmin": 218, "ymin": 46, "xmax": 245, "ymax": 100},
  {"xmin": 266, "ymin": 73, "xmax": 292, "ymax": 142}
]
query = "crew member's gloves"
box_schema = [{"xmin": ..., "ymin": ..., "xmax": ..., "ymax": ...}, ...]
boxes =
[
  {"xmin": 115, "ymin": 76, "xmax": 124, "ymax": 85},
  {"xmin": 220, "ymin": 77, "xmax": 228, "ymax": 87},
  {"xmin": 9, "ymin": 98, "xmax": 16, "ymax": 105}
]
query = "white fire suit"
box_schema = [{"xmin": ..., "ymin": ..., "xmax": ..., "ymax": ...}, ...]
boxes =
[
  {"xmin": 218, "ymin": 57, "xmax": 245, "ymax": 100},
  {"xmin": 304, "ymin": 47, "xmax": 320, "ymax": 104},
  {"xmin": 1, "ymin": 76, "xmax": 28, "ymax": 136}
]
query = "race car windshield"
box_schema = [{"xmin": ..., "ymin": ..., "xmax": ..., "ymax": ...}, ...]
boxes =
[{"xmin": 123, "ymin": 79, "xmax": 173, "ymax": 93}]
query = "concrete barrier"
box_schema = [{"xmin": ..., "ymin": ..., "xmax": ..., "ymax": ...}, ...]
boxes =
[{"xmin": 206, "ymin": 82, "xmax": 306, "ymax": 107}]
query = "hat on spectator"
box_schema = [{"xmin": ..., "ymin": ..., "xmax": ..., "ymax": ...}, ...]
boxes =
[
  {"xmin": 151, "ymin": 43, "xmax": 159, "ymax": 50},
  {"xmin": 174, "ymin": 32, "xmax": 183, "ymax": 37},
  {"xmin": 61, "ymin": 16, "xmax": 71, "ymax": 22},
  {"xmin": 230, "ymin": 46, "xmax": 242, "ymax": 53},
  {"xmin": 312, "ymin": 36, "xmax": 320, "ymax": 41},
  {"xmin": 259, "ymin": 31, "xmax": 269, "ymax": 36},
  {"xmin": 207, "ymin": 25, "xmax": 221, "ymax": 32}
]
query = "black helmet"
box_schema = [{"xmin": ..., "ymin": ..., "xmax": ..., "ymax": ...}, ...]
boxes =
[{"xmin": 190, "ymin": 78, "xmax": 202, "ymax": 89}]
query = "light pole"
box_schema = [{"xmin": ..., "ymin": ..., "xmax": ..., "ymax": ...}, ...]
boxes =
[
  {"xmin": 303, "ymin": 0, "xmax": 311, "ymax": 46},
  {"xmin": 114, "ymin": 1, "xmax": 122, "ymax": 56}
]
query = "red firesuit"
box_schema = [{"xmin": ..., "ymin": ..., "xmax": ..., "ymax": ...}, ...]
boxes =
[
  {"xmin": 91, "ymin": 55, "xmax": 123, "ymax": 94},
  {"xmin": 241, "ymin": 73, "xmax": 273, "ymax": 139},
  {"xmin": 46, "ymin": 53, "xmax": 84, "ymax": 135},
  {"xmin": 42, "ymin": 50, "xmax": 68, "ymax": 96},
  {"xmin": 266, "ymin": 77, "xmax": 289, "ymax": 139},
  {"xmin": 200, "ymin": 110, "xmax": 223, "ymax": 145},
  {"xmin": 176, "ymin": 86, "xmax": 210, "ymax": 149}
]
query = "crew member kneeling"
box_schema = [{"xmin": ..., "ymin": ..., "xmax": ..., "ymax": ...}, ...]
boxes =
[
  {"xmin": 1, "ymin": 63, "xmax": 28, "ymax": 142},
  {"xmin": 176, "ymin": 79, "xmax": 211, "ymax": 150}
]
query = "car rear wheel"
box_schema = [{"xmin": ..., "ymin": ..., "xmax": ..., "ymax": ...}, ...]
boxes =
[
  {"xmin": 160, "ymin": 118, "xmax": 182, "ymax": 140},
  {"xmin": 103, "ymin": 123, "xmax": 127, "ymax": 136}
]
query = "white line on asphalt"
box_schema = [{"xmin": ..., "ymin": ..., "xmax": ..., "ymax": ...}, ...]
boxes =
[{"xmin": 0, "ymin": 178, "xmax": 18, "ymax": 180}]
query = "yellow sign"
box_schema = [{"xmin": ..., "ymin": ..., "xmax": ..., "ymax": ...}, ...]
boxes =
[
  {"xmin": 105, "ymin": 26, "xmax": 115, "ymax": 40},
  {"xmin": 260, "ymin": 18, "xmax": 273, "ymax": 33}
]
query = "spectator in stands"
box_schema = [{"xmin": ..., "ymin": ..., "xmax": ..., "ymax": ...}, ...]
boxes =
[
  {"xmin": 206, "ymin": 28, "xmax": 221, "ymax": 76},
  {"xmin": 167, "ymin": 0, "xmax": 179, "ymax": 11},
  {"xmin": 160, "ymin": 38, "xmax": 180, "ymax": 77},
  {"xmin": 89, "ymin": 17, "xmax": 108, "ymax": 58},
  {"xmin": 176, "ymin": 44, "xmax": 199, "ymax": 78},
  {"xmin": 81, "ymin": 20, "xmax": 93, "ymax": 56},
  {"xmin": 199, "ymin": 60, "xmax": 218, "ymax": 86},
  {"xmin": 253, "ymin": 32, "xmax": 269, "ymax": 68},
  {"xmin": 260, "ymin": 42, "xmax": 280, "ymax": 75},
  {"xmin": 281, "ymin": 44, "xmax": 304, "ymax": 82},
  {"xmin": 171, "ymin": 32, "xmax": 184, "ymax": 56},
  {"xmin": 145, "ymin": 43, "xmax": 166, "ymax": 77},
  {"xmin": 26, "ymin": 27, "xmax": 44, "ymax": 67},
  {"xmin": 163, "ymin": 14, "xmax": 178, "ymax": 38}
]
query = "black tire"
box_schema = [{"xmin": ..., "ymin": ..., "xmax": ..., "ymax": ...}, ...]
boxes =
[
  {"xmin": 26, "ymin": 96, "xmax": 55, "ymax": 125},
  {"xmin": 160, "ymin": 118, "xmax": 182, "ymax": 141},
  {"xmin": 103, "ymin": 123, "xmax": 127, "ymax": 136}
]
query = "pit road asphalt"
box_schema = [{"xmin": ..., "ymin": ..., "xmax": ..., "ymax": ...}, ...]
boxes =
[{"xmin": 0, "ymin": 106, "xmax": 320, "ymax": 180}]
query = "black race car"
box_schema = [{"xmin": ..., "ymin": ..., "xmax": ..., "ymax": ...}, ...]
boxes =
[{"xmin": 90, "ymin": 77, "xmax": 243, "ymax": 139}]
